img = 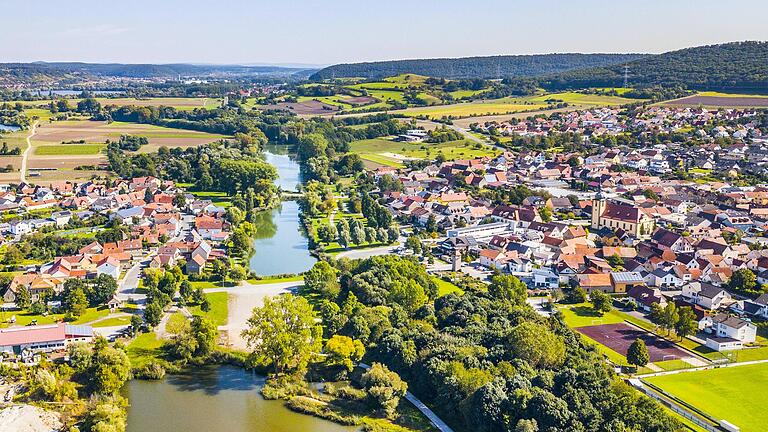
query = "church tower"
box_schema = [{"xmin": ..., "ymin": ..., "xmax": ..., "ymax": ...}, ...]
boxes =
[{"xmin": 591, "ymin": 190, "xmax": 606, "ymax": 230}]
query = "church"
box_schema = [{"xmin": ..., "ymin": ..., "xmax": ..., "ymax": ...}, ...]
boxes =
[{"xmin": 591, "ymin": 192, "xmax": 654, "ymax": 238}]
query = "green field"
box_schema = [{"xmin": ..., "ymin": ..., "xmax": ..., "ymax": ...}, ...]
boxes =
[
  {"xmin": 646, "ymin": 363, "xmax": 768, "ymax": 432},
  {"xmin": 432, "ymin": 277, "xmax": 464, "ymax": 297},
  {"xmin": 35, "ymin": 144, "xmax": 105, "ymax": 155},
  {"xmin": 556, "ymin": 303, "xmax": 624, "ymax": 327},
  {"xmin": 349, "ymin": 137, "xmax": 497, "ymax": 167},
  {"xmin": 526, "ymin": 91, "xmax": 643, "ymax": 106},
  {"xmin": 399, "ymin": 100, "xmax": 548, "ymax": 119},
  {"xmin": 127, "ymin": 331, "xmax": 164, "ymax": 367},
  {"xmin": 189, "ymin": 292, "xmax": 229, "ymax": 327}
]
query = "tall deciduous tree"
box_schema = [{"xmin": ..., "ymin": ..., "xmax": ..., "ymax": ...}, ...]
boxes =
[
  {"xmin": 241, "ymin": 294, "xmax": 322, "ymax": 374},
  {"xmin": 627, "ymin": 338, "xmax": 649, "ymax": 367}
]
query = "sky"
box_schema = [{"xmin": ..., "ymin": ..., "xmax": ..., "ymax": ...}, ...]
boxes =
[{"xmin": 3, "ymin": 0, "xmax": 768, "ymax": 66}]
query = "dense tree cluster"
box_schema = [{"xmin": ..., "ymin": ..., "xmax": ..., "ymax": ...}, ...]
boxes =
[
  {"xmin": 301, "ymin": 255, "xmax": 681, "ymax": 432},
  {"xmin": 311, "ymin": 53, "xmax": 645, "ymax": 80}
]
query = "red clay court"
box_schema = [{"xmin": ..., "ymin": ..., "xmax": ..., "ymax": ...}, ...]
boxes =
[{"xmin": 576, "ymin": 322, "xmax": 689, "ymax": 362}]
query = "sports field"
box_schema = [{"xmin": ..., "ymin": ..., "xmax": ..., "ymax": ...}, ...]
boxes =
[
  {"xmin": 576, "ymin": 322, "xmax": 689, "ymax": 362},
  {"xmin": 646, "ymin": 363, "xmax": 768, "ymax": 432},
  {"xmin": 35, "ymin": 144, "xmax": 105, "ymax": 155}
]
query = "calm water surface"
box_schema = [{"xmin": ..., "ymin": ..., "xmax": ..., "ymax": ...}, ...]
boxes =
[
  {"xmin": 126, "ymin": 366, "xmax": 354, "ymax": 432},
  {"xmin": 247, "ymin": 147, "xmax": 315, "ymax": 275}
]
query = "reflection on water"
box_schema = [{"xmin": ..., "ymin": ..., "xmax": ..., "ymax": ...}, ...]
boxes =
[
  {"xmin": 249, "ymin": 200, "xmax": 316, "ymax": 275},
  {"xmin": 264, "ymin": 146, "xmax": 302, "ymax": 192},
  {"xmin": 126, "ymin": 366, "xmax": 354, "ymax": 432}
]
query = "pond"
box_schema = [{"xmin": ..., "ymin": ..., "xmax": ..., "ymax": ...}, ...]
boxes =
[
  {"xmin": 0, "ymin": 124, "xmax": 21, "ymax": 132},
  {"xmin": 248, "ymin": 200, "xmax": 316, "ymax": 276},
  {"xmin": 263, "ymin": 145, "xmax": 302, "ymax": 192},
  {"xmin": 126, "ymin": 365, "xmax": 355, "ymax": 432},
  {"xmin": 247, "ymin": 147, "xmax": 315, "ymax": 276}
]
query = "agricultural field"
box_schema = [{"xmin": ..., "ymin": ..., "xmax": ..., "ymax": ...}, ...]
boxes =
[
  {"xmin": 525, "ymin": 91, "xmax": 642, "ymax": 106},
  {"xmin": 4, "ymin": 97, "xmax": 221, "ymax": 111},
  {"xmin": 348, "ymin": 137, "xmax": 498, "ymax": 168},
  {"xmin": 397, "ymin": 100, "xmax": 549, "ymax": 119},
  {"xmin": 24, "ymin": 119, "xmax": 228, "ymax": 183},
  {"xmin": 664, "ymin": 91, "xmax": 768, "ymax": 107},
  {"xmin": 645, "ymin": 363, "xmax": 768, "ymax": 432}
]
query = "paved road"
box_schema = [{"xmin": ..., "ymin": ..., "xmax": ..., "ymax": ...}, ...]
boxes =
[
  {"xmin": 117, "ymin": 254, "xmax": 153, "ymax": 304},
  {"xmin": 334, "ymin": 236, "xmax": 405, "ymax": 260},
  {"xmin": 19, "ymin": 121, "xmax": 38, "ymax": 183}
]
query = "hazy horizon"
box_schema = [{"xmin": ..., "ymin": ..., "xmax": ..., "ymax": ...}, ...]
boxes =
[{"xmin": 2, "ymin": 0, "xmax": 768, "ymax": 65}]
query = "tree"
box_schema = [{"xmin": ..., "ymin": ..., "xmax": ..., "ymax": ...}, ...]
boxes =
[
  {"xmin": 90, "ymin": 274, "xmax": 118, "ymax": 305},
  {"xmin": 405, "ymin": 235, "xmax": 422, "ymax": 254},
  {"xmin": 606, "ymin": 253, "xmax": 624, "ymax": 270},
  {"xmin": 507, "ymin": 322, "xmax": 566, "ymax": 368},
  {"xmin": 489, "ymin": 274, "xmax": 527, "ymax": 306},
  {"xmin": 15, "ymin": 285, "xmax": 31, "ymax": 309},
  {"xmin": 324, "ymin": 335, "xmax": 365, "ymax": 372},
  {"xmin": 627, "ymin": 338, "xmax": 649, "ymax": 367},
  {"xmin": 590, "ymin": 290, "xmax": 612, "ymax": 315},
  {"xmin": 144, "ymin": 302, "xmax": 163, "ymax": 327},
  {"xmin": 567, "ymin": 286, "xmax": 588, "ymax": 304},
  {"xmin": 425, "ymin": 214, "xmax": 437, "ymax": 233},
  {"xmin": 675, "ymin": 306, "xmax": 697, "ymax": 339},
  {"xmin": 303, "ymin": 261, "xmax": 340, "ymax": 300},
  {"xmin": 130, "ymin": 314, "xmax": 143, "ymax": 335},
  {"xmin": 387, "ymin": 227, "xmax": 399, "ymax": 244},
  {"xmin": 661, "ymin": 302, "xmax": 679, "ymax": 335},
  {"xmin": 62, "ymin": 279, "xmax": 89, "ymax": 317},
  {"xmin": 90, "ymin": 340, "xmax": 131, "ymax": 394},
  {"xmin": 539, "ymin": 206, "xmax": 553, "ymax": 223},
  {"xmin": 191, "ymin": 316, "xmax": 218, "ymax": 356},
  {"xmin": 361, "ymin": 362, "xmax": 408, "ymax": 419},
  {"xmin": 648, "ymin": 303, "xmax": 664, "ymax": 330},
  {"xmin": 350, "ymin": 222, "xmax": 366, "ymax": 246},
  {"xmin": 241, "ymin": 294, "xmax": 322, "ymax": 374},
  {"xmin": 317, "ymin": 224, "xmax": 337, "ymax": 244},
  {"xmin": 729, "ymin": 268, "xmax": 757, "ymax": 296}
]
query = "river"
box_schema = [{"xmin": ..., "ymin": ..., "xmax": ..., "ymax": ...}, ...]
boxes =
[
  {"xmin": 247, "ymin": 147, "xmax": 316, "ymax": 276},
  {"xmin": 126, "ymin": 366, "xmax": 354, "ymax": 432}
]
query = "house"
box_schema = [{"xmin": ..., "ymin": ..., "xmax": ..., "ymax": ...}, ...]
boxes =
[
  {"xmin": 0, "ymin": 323, "xmax": 93, "ymax": 358},
  {"xmin": 682, "ymin": 282, "xmax": 733, "ymax": 310},
  {"xmin": 479, "ymin": 249, "xmax": 509, "ymax": 271},
  {"xmin": 610, "ymin": 272, "xmax": 645, "ymax": 293},
  {"xmin": 645, "ymin": 269, "xmax": 684, "ymax": 289},
  {"xmin": 700, "ymin": 313, "xmax": 757, "ymax": 351},
  {"xmin": 627, "ymin": 285, "xmax": 668, "ymax": 312},
  {"xmin": 530, "ymin": 268, "xmax": 559, "ymax": 289},
  {"xmin": 50, "ymin": 211, "xmax": 72, "ymax": 227},
  {"xmin": 9, "ymin": 220, "xmax": 31, "ymax": 236},
  {"xmin": 111, "ymin": 206, "xmax": 145, "ymax": 225},
  {"xmin": 97, "ymin": 257, "xmax": 121, "ymax": 280},
  {"xmin": 186, "ymin": 241, "xmax": 212, "ymax": 275},
  {"xmin": 195, "ymin": 215, "xmax": 224, "ymax": 240},
  {"xmin": 576, "ymin": 273, "xmax": 613, "ymax": 293},
  {"xmin": 106, "ymin": 294, "xmax": 123, "ymax": 312}
]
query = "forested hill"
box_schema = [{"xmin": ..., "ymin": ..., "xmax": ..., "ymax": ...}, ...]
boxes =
[
  {"xmin": 310, "ymin": 53, "xmax": 648, "ymax": 80},
  {"xmin": 538, "ymin": 41, "xmax": 768, "ymax": 92}
]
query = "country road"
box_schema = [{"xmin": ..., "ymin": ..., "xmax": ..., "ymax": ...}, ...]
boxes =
[{"xmin": 20, "ymin": 121, "xmax": 38, "ymax": 183}]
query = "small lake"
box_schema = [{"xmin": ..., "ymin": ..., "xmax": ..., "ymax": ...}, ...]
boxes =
[
  {"xmin": 0, "ymin": 125, "xmax": 21, "ymax": 132},
  {"xmin": 247, "ymin": 147, "xmax": 315, "ymax": 276},
  {"xmin": 126, "ymin": 366, "xmax": 354, "ymax": 432}
]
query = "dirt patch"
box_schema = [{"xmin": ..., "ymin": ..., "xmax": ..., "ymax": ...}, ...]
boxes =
[
  {"xmin": 0, "ymin": 404, "xmax": 63, "ymax": 432},
  {"xmin": 576, "ymin": 322, "xmax": 690, "ymax": 362},
  {"xmin": 261, "ymin": 100, "xmax": 340, "ymax": 116},
  {"xmin": 339, "ymin": 96, "xmax": 378, "ymax": 106},
  {"xmin": 665, "ymin": 95, "xmax": 768, "ymax": 107}
]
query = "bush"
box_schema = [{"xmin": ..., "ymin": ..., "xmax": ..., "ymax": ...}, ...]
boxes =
[
  {"xmin": 134, "ymin": 361, "xmax": 166, "ymax": 380},
  {"xmin": 285, "ymin": 396, "xmax": 362, "ymax": 426}
]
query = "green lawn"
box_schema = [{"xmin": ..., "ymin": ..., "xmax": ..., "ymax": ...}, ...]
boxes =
[
  {"xmin": 432, "ymin": 277, "xmax": 464, "ymax": 297},
  {"xmin": 92, "ymin": 316, "xmax": 133, "ymax": 328},
  {"xmin": 127, "ymin": 331, "xmax": 164, "ymax": 367},
  {"xmin": 175, "ymin": 184, "xmax": 232, "ymax": 208},
  {"xmin": 35, "ymin": 144, "xmax": 105, "ymax": 155},
  {"xmin": 349, "ymin": 137, "xmax": 497, "ymax": 167},
  {"xmin": 556, "ymin": 303, "xmax": 624, "ymax": 328},
  {"xmin": 646, "ymin": 363, "xmax": 768, "ymax": 432},
  {"xmin": 245, "ymin": 275, "xmax": 304, "ymax": 285},
  {"xmin": 189, "ymin": 292, "xmax": 229, "ymax": 327}
]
